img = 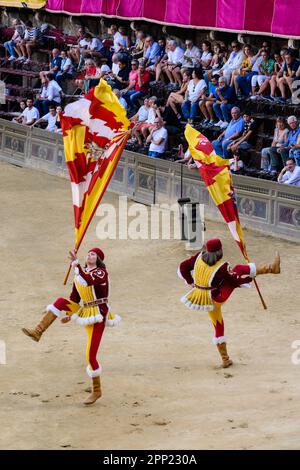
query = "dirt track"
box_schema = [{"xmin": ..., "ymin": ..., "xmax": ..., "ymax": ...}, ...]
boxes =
[{"xmin": 0, "ymin": 161, "xmax": 300, "ymax": 450}]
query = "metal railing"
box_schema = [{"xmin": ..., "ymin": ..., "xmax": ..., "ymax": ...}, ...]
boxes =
[{"xmin": 0, "ymin": 118, "xmax": 299, "ymax": 241}]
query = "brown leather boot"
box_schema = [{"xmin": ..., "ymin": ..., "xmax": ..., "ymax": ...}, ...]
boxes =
[
  {"xmin": 83, "ymin": 376, "xmax": 102, "ymax": 405},
  {"xmin": 256, "ymin": 251, "xmax": 280, "ymax": 275},
  {"xmin": 217, "ymin": 343, "xmax": 233, "ymax": 368},
  {"xmin": 22, "ymin": 311, "xmax": 57, "ymax": 342}
]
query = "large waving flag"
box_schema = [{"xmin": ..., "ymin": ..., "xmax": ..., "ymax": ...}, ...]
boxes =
[
  {"xmin": 61, "ymin": 79, "xmax": 130, "ymax": 266},
  {"xmin": 185, "ymin": 124, "xmax": 249, "ymax": 261}
]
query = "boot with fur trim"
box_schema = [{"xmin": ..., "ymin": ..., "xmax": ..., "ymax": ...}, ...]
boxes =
[{"xmin": 22, "ymin": 311, "xmax": 57, "ymax": 342}]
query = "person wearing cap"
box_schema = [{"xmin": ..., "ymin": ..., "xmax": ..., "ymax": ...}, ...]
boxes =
[
  {"xmin": 22, "ymin": 247, "xmax": 120, "ymax": 405},
  {"xmin": 178, "ymin": 238, "xmax": 280, "ymax": 368}
]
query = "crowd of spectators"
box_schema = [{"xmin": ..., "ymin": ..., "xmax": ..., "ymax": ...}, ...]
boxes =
[{"xmin": 2, "ymin": 19, "xmax": 300, "ymax": 186}]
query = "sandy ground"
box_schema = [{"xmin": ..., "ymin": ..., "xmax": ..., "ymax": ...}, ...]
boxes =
[{"xmin": 0, "ymin": 161, "xmax": 300, "ymax": 450}]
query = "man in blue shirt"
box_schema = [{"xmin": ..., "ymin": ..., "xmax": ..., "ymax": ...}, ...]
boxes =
[
  {"xmin": 277, "ymin": 51, "xmax": 300, "ymax": 103},
  {"xmin": 40, "ymin": 48, "xmax": 62, "ymax": 80},
  {"xmin": 212, "ymin": 107, "xmax": 244, "ymax": 158},
  {"xmin": 212, "ymin": 77, "xmax": 237, "ymax": 127},
  {"xmin": 144, "ymin": 36, "xmax": 161, "ymax": 69},
  {"xmin": 278, "ymin": 115, "xmax": 300, "ymax": 166}
]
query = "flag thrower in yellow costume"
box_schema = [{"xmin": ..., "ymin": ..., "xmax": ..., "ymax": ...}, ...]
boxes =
[{"xmin": 178, "ymin": 238, "xmax": 280, "ymax": 368}]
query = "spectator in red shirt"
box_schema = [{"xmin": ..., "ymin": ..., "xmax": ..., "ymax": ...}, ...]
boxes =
[
  {"xmin": 75, "ymin": 58, "xmax": 97, "ymax": 92},
  {"xmin": 121, "ymin": 60, "xmax": 151, "ymax": 110}
]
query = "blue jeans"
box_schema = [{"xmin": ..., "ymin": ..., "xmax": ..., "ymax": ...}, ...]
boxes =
[
  {"xmin": 55, "ymin": 72, "xmax": 73, "ymax": 86},
  {"xmin": 181, "ymin": 100, "xmax": 199, "ymax": 120},
  {"xmin": 148, "ymin": 151, "xmax": 162, "ymax": 158},
  {"xmin": 213, "ymin": 103, "xmax": 234, "ymax": 122},
  {"xmin": 212, "ymin": 138, "xmax": 234, "ymax": 158},
  {"xmin": 123, "ymin": 90, "xmax": 145, "ymax": 108},
  {"xmin": 4, "ymin": 40, "xmax": 17, "ymax": 58},
  {"xmin": 236, "ymin": 71, "xmax": 258, "ymax": 96},
  {"xmin": 237, "ymin": 142, "xmax": 252, "ymax": 151}
]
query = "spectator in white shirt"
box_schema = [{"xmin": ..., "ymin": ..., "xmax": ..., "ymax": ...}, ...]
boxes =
[
  {"xmin": 31, "ymin": 104, "xmax": 57, "ymax": 132},
  {"xmin": 110, "ymin": 24, "xmax": 129, "ymax": 53},
  {"xmin": 55, "ymin": 50, "xmax": 74, "ymax": 86},
  {"xmin": 181, "ymin": 40, "xmax": 201, "ymax": 71},
  {"xmin": 277, "ymin": 158, "xmax": 300, "ymax": 186},
  {"xmin": 15, "ymin": 20, "xmax": 43, "ymax": 64},
  {"xmin": 197, "ymin": 41, "xmax": 213, "ymax": 70},
  {"xmin": 83, "ymin": 33, "xmax": 104, "ymax": 58},
  {"xmin": 4, "ymin": 18, "xmax": 24, "ymax": 61},
  {"xmin": 131, "ymin": 98, "xmax": 150, "ymax": 146},
  {"xmin": 18, "ymin": 99, "xmax": 39, "ymax": 126},
  {"xmin": 219, "ymin": 41, "xmax": 243, "ymax": 84},
  {"xmin": 181, "ymin": 68, "xmax": 207, "ymax": 124},
  {"xmin": 158, "ymin": 40, "xmax": 184, "ymax": 88},
  {"xmin": 134, "ymin": 96, "xmax": 158, "ymax": 144},
  {"xmin": 34, "ymin": 75, "xmax": 62, "ymax": 116},
  {"xmin": 146, "ymin": 117, "xmax": 168, "ymax": 158}
]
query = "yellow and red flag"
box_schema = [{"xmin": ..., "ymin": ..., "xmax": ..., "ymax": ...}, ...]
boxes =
[
  {"xmin": 185, "ymin": 124, "xmax": 249, "ymax": 261},
  {"xmin": 61, "ymin": 79, "xmax": 130, "ymax": 251}
]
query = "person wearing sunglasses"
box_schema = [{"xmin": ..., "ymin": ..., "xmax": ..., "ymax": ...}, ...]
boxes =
[{"xmin": 218, "ymin": 41, "xmax": 243, "ymax": 84}]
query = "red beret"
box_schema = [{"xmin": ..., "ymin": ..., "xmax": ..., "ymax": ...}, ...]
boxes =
[
  {"xmin": 206, "ymin": 238, "xmax": 222, "ymax": 253},
  {"xmin": 89, "ymin": 247, "xmax": 104, "ymax": 261}
]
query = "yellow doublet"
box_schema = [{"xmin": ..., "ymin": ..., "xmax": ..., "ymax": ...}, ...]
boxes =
[
  {"xmin": 181, "ymin": 257, "xmax": 224, "ymax": 311},
  {"xmin": 74, "ymin": 278, "xmax": 101, "ymax": 321}
]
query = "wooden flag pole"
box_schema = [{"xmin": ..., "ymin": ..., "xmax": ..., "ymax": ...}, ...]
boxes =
[
  {"xmin": 63, "ymin": 264, "xmax": 72, "ymax": 285},
  {"xmin": 253, "ymin": 278, "xmax": 267, "ymax": 310},
  {"xmin": 63, "ymin": 246, "xmax": 79, "ymax": 285}
]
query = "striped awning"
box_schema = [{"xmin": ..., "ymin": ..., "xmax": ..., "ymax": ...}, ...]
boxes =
[{"xmin": 0, "ymin": 0, "xmax": 45, "ymax": 8}]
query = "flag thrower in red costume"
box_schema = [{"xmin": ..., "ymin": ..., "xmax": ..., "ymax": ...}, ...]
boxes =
[
  {"xmin": 178, "ymin": 238, "xmax": 280, "ymax": 368},
  {"xmin": 22, "ymin": 247, "xmax": 120, "ymax": 405},
  {"xmin": 22, "ymin": 80, "xmax": 130, "ymax": 405}
]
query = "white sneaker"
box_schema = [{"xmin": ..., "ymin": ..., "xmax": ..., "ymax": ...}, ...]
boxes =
[
  {"xmin": 250, "ymin": 94, "xmax": 259, "ymax": 100},
  {"xmin": 8, "ymin": 56, "xmax": 16, "ymax": 61},
  {"xmin": 16, "ymin": 56, "xmax": 25, "ymax": 62},
  {"xmin": 215, "ymin": 120, "xmax": 224, "ymax": 127},
  {"xmin": 220, "ymin": 121, "xmax": 229, "ymax": 128},
  {"xmin": 24, "ymin": 58, "xmax": 31, "ymax": 64}
]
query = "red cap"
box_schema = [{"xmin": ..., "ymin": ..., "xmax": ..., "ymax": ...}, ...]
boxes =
[
  {"xmin": 88, "ymin": 247, "xmax": 104, "ymax": 261},
  {"xmin": 206, "ymin": 238, "xmax": 222, "ymax": 253}
]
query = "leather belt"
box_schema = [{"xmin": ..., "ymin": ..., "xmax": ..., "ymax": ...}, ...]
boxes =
[
  {"xmin": 83, "ymin": 298, "xmax": 108, "ymax": 308},
  {"xmin": 194, "ymin": 284, "xmax": 216, "ymax": 291}
]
